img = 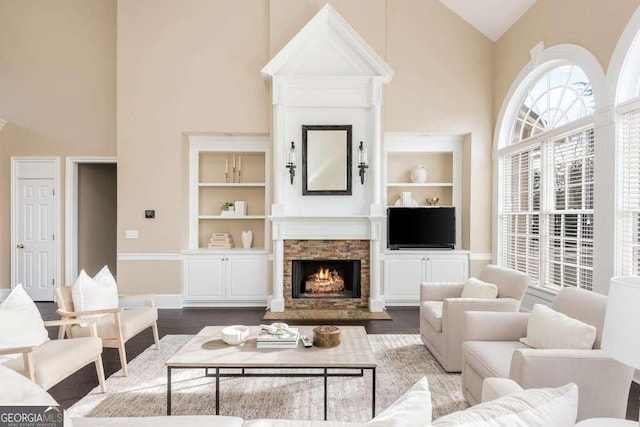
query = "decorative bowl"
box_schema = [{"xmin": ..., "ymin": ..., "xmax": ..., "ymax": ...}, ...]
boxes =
[
  {"xmin": 221, "ymin": 325, "xmax": 249, "ymax": 345},
  {"xmin": 425, "ymin": 197, "xmax": 439, "ymax": 206}
]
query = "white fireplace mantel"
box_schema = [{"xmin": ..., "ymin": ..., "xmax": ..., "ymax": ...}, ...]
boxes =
[{"xmin": 262, "ymin": 5, "xmax": 393, "ymax": 313}]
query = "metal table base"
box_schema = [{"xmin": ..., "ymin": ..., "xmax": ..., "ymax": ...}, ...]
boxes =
[{"xmin": 167, "ymin": 366, "xmax": 376, "ymax": 421}]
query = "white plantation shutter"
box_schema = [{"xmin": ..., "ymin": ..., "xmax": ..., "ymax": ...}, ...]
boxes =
[
  {"xmin": 619, "ymin": 103, "xmax": 640, "ymax": 276},
  {"xmin": 545, "ymin": 128, "xmax": 594, "ymax": 290},
  {"xmin": 499, "ymin": 146, "xmax": 541, "ymax": 284}
]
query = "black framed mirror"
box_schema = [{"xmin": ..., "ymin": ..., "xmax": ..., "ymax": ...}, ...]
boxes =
[{"xmin": 302, "ymin": 125, "xmax": 352, "ymax": 195}]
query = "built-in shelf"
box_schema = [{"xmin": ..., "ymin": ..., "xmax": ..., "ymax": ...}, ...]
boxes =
[
  {"xmin": 198, "ymin": 215, "xmax": 267, "ymax": 220},
  {"xmin": 198, "ymin": 183, "xmax": 266, "ymax": 187},
  {"xmin": 387, "ymin": 182, "xmax": 454, "ymax": 187}
]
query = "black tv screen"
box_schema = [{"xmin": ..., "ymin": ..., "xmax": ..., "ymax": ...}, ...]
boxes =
[{"xmin": 387, "ymin": 207, "xmax": 455, "ymax": 249}]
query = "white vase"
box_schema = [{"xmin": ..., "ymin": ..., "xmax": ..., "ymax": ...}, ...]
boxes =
[
  {"xmin": 410, "ymin": 165, "xmax": 427, "ymax": 183},
  {"xmin": 241, "ymin": 230, "xmax": 253, "ymax": 249}
]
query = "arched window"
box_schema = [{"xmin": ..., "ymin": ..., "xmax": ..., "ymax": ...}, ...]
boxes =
[
  {"xmin": 499, "ymin": 64, "xmax": 595, "ymax": 291},
  {"xmin": 616, "ymin": 27, "xmax": 640, "ymax": 276}
]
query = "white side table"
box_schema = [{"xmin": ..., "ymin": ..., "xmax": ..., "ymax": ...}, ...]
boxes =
[{"xmin": 575, "ymin": 418, "xmax": 636, "ymax": 426}]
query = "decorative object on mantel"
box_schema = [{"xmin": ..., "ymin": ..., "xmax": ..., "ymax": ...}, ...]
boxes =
[
  {"xmin": 358, "ymin": 141, "xmax": 369, "ymax": 185},
  {"xmin": 286, "ymin": 141, "xmax": 296, "ymax": 185},
  {"xmin": 241, "ymin": 230, "xmax": 253, "ymax": 249},
  {"xmin": 313, "ymin": 324, "xmax": 341, "ymax": 348},
  {"xmin": 208, "ymin": 232, "xmax": 234, "ymax": 249},
  {"xmin": 220, "ymin": 201, "xmax": 235, "ymax": 216},
  {"xmin": 410, "ymin": 164, "xmax": 427, "ymax": 183},
  {"xmin": 426, "ymin": 197, "xmax": 439, "ymax": 206},
  {"xmin": 234, "ymin": 200, "xmax": 247, "ymax": 216}
]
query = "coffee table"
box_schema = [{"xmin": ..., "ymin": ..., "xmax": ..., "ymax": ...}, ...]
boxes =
[{"xmin": 165, "ymin": 325, "xmax": 377, "ymax": 420}]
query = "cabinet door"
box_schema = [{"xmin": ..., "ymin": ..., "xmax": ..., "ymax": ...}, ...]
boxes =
[
  {"xmin": 226, "ymin": 255, "xmax": 268, "ymax": 301},
  {"xmin": 384, "ymin": 256, "xmax": 425, "ymax": 303},
  {"xmin": 184, "ymin": 257, "xmax": 225, "ymax": 301},
  {"xmin": 425, "ymin": 255, "xmax": 468, "ymax": 282}
]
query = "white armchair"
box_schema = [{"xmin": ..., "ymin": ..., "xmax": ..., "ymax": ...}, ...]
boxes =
[
  {"xmin": 461, "ymin": 287, "xmax": 634, "ymax": 421},
  {"xmin": 55, "ymin": 286, "xmax": 159, "ymax": 377},
  {"xmin": 420, "ymin": 264, "xmax": 529, "ymax": 372},
  {"xmin": 0, "ymin": 318, "xmax": 105, "ymax": 392}
]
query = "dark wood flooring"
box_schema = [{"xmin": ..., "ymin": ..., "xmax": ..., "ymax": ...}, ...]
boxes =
[{"xmin": 36, "ymin": 304, "xmax": 639, "ymax": 420}]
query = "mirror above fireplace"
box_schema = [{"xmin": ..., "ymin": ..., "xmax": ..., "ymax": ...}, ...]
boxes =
[{"xmin": 302, "ymin": 125, "xmax": 352, "ymax": 196}]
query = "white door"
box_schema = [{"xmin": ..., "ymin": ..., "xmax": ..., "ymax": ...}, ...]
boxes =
[
  {"xmin": 426, "ymin": 255, "xmax": 468, "ymax": 282},
  {"xmin": 16, "ymin": 179, "xmax": 56, "ymax": 301}
]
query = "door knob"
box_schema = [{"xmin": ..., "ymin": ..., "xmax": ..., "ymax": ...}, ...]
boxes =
[{"xmin": 17, "ymin": 243, "xmax": 24, "ymax": 249}]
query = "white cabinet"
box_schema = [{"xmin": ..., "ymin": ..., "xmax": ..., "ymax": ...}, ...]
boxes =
[
  {"xmin": 384, "ymin": 251, "xmax": 469, "ymax": 304},
  {"xmin": 183, "ymin": 252, "xmax": 268, "ymax": 305}
]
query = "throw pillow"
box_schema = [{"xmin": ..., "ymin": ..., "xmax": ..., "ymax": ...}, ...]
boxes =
[
  {"xmin": 364, "ymin": 377, "xmax": 432, "ymax": 427},
  {"xmin": 0, "ymin": 284, "xmax": 49, "ymax": 363},
  {"xmin": 461, "ymin": 278, "xmax": 499, "ymax": 299},
  {"xmin": 432, "ymin": 383, "xmax": 578, "ymax": 427},
  {"xmin": 519, "ymin": 304, "xmax": 596, "ymax": 350},
  {"xmin": 72, "ymin": 267, "xmax": 119, "ymax": 321}
]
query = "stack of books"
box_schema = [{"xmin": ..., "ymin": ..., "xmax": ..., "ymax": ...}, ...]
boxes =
[
  {"xmin": 257, "ymin": 327, "xmax": 300, "ymax": 349},
  {"xmin": 208, "ymin": 232, "xmax": 234, "ymax": 249}
]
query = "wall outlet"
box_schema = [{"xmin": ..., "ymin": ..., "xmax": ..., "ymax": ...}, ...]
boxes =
[{"xmin": 125, "ymin": 230, "xmax": 138, "ymax": 239}]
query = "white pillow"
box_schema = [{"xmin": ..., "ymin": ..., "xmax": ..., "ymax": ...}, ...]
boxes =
[
  {"xmin": 432, "ymin": 383, "xmax": 578, "ymax": 427},
  {"xmin": 461, "ymin": 278, "xmax": 499, "ymax": 299},
  {"xmin": 0, "ymin": 285, "xmax": 49, "ymax": 363},
  {"xmin": 364, "ymin": 377, "xmax": 432, "ymax": 427},
  {"xmin": 519, "ymin": 304, "xmax": 596, "ymax": 350},
  {"xmin": 72, "ymin": 267, "xmax": 119, "ymax": 321}
]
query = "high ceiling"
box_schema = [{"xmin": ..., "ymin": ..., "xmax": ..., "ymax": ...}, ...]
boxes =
[{"xmin": 438, "ymin": 0, "xmax": 538, "ymax": 42}]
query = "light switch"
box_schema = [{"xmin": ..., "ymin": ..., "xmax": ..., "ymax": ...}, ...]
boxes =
[{"xmin": 125, "ymin": 230, "xmax": 138, "ymax": 239}]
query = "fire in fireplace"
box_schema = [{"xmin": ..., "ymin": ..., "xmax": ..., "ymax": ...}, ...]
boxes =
[{"xmin": 292, "ymin": 259, "xmax": 361, "ymax": 299}]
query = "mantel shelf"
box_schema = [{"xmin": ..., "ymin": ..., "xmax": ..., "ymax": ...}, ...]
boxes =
[{"xmin": 387, "ymin": 182, "xmax": 453, "ymax": 187}]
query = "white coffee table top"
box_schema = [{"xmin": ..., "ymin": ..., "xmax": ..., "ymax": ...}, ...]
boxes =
[
  {"xmin": 165, "ymin": 325, "xmax": 377, "ymax": 369},
  {"xmin": 575, "ymin": 418, "xmax": 636, "ymax": 426}
]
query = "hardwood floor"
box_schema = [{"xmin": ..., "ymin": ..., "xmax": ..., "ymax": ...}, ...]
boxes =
[{"xmin": 36, "ymin": 303, "xmax": 639, "ymax": 420}]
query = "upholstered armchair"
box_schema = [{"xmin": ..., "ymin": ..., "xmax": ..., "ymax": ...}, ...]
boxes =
[
  {"xmin": 55, "ymin": 287, "xmax": 159, "ymax": 377},
  {"xmin": 462, "ymin": 287, "xmax": 634, "ymax": 421},
  {"xmin": 420, "ymin": 264, "xmax": 529, "ymax": 372},
  {"xmin": 0, "ymin": 318, "xmax": 105, "ymax": 392}
]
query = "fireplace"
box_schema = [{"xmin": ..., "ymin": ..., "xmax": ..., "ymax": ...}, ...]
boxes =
[{"xmin": 292, "ymin": 259, "xmax": 361, "ymax": 299}]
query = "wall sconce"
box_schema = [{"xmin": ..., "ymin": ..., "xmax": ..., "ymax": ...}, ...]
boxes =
[
  {"xmin": 286, "ymin": 141, "xmax": 296, "ymax": 185},
  {"xmin": 358, "ymin": 141, "xmax": 368, "ymax": 185}
]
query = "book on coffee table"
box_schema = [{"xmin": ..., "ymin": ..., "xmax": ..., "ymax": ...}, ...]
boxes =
[{"xmin": 257, "ymin": 328, "xmax": 299, "ymax": 349}]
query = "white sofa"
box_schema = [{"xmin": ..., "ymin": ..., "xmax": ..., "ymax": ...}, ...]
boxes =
[{"xmin": 0, "ymin": 362, "xmax": 587, "ymax": 427}]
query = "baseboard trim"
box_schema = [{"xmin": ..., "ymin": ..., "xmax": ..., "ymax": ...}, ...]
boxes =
[
  {"xmin": 0, "ymin": 288, "xmax": 9, "ymax": 300},
  {"xmin": 117, "ymin": 253, "xmax": 182, "ymax": 261},
  {"xmin": 182, "ymin": 301, "xmax": 268, "ymax": 308},
  {"xmin": 119, "ymin": 294, "xmax": 183, "ymax": 309}
]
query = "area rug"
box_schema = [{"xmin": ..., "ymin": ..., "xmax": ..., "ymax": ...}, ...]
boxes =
[
  {"xmin": 263, "ymin": 308, "xmax": 392, "ymax": 321},
  {"xmin": 69, "ymin": 335, "xmax": 467, "ymax": 422}
]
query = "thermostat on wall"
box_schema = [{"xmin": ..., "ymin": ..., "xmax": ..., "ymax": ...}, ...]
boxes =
[{"xmin": 145, "ymin": 210, "xmax": 155, "ymax": 219}]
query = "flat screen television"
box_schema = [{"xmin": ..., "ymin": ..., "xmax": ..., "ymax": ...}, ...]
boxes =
[{"xmin": 387, "ymin": 207, "xmax": 455, "ymax": 250}]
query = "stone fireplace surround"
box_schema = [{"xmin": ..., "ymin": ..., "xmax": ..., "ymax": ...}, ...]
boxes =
[{"xmin": 284, "ymin": 240, "xmax": 369, "ymax": 310}]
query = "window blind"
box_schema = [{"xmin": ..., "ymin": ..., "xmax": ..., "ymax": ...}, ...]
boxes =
[
  {"xmin": 499, "ymin": 146, "xmax": 541, "ymax": 284},
  {"xmin": 545, "ymin": 128, "xmax": 594, "ymax": 291},
  {"xmin": 619, "ymin": 105, "xmax": 640, "ymax": 276}
]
